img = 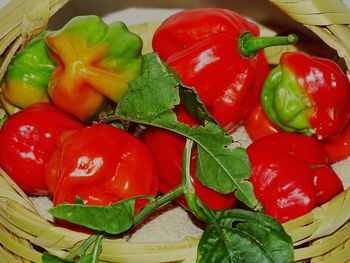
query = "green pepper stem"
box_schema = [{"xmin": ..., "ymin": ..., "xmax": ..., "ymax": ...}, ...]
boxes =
[
  {"xmin": 133, "ymin": 140, "xmax": 195, "ymax": 226},
  {"xmin": 133, "ymin": 184, "xmax": 184, "ymax": 225},
  {"xmin": 182, "ymin": 139, "xmax": 208, "ymax": 222},
  {"xmin": 182, "ymin": 139, "xmax": 216, "ymax": 223},
  {"xmin": 66, "ymin": 234, "xmax": 100, "ymax": 260},
  {"xmin": 239, "ymin": 32, "xmax": 298, "ymax": 57}
]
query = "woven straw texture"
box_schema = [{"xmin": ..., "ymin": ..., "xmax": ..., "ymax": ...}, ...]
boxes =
[{"xmin": 0, "ymin": 0, "xmax": 350, "ymax": 262}]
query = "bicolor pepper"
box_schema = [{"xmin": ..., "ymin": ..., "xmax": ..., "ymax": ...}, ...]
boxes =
[
  {"xmin": 1, "ymin": 32, "xmax": 55, "ymax": 114},
  {"xmin": 152, "ymin": 8, "xmax": 297, "ymax": 132},
  {"xmin": 142, "ymin": 105, "xmax": 236, "ymax": 211},
  {"xmin": 46, "ymin": 123, "xmax": 158, "ymax": 214},
  {"xmin": 247, "ymin": 132, "xmax": 343, "ymax": 223},
  {"xmin": 45, "ymin": 15, "xmax": 143, "ymax": 122},
  {"xmin": 261, "ymin": 52, "xmax": 350, "ymax": 140}
]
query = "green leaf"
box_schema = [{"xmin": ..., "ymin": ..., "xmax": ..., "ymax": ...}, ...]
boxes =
[
  {"xmin": 114, "ymin": 52, "xmax": 257, "ymax": 209},
  {"xmin": 116, "ymin": 53, "xmax": 180, "ymax": 123},
  {"xmin": 197, "ymin": 209, "xmax": 294, "ymax": 263},
  {"xmin": 193, "ymin": 123, "xmax": 253, "ymax": 200},
  {"xmin": 181, "ymin": 141, "xmax": 292, "ymax": 263},
  {"xmin": 42, "ymin": 253, "xmax": 73, "ymax": 263},
  {"xmin": 41, "ymin": 253, "xmax": 96, "ymax": 263},
  {"xmin": 179, "ymin": 86, "xmax": 216, "ymax": 123},
  {"xmin": 49, "ymin": 197, "xmax": 137, "ymax": 234}
]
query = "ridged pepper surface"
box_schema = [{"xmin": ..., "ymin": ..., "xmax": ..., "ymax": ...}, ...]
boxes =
[
  {"xmin": 46, "ymin": 15, "xmax": 143, "ymax": 121},
  {"xmin": 261, "ymin": 52, "xmax": 350, "ymax": 139}
]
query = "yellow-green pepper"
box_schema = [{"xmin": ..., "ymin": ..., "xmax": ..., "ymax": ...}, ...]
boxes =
[
  {"xmin": 1, "ymin": 32, "xmax": 55, "ymax": 114},
  {"xmin": 46, "ymin": 15, "xmax": 143, "ymax": 122}
]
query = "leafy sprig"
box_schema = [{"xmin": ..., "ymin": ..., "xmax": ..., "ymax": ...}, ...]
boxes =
[
  {"xmin": 109, "ymin": 52, "xmax": 257, "ymax": 208},
  {"xmin": 182, "ymin": 139, "xmax": 294, "ymax": 263},
  {"xmin": 45, "ymin": 52, "xmax": 293, "ymax": 263}
]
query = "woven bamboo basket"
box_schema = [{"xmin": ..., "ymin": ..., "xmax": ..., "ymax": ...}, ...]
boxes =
[{"xmin": 0, "ymin": 0, "xmax": 350, "ymax": 262}]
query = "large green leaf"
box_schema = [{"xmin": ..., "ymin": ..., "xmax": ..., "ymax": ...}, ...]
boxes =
[
  {"xmin": 114, "ymin": 52, "xmax": 257, "ymax": 209},
  {"xmin": 49, "ymin": 198, "xmax": 136, "ymax": 234},
  {"xmin": 197, "ymin": 209, "xmax": 294, "ymax": 263}
]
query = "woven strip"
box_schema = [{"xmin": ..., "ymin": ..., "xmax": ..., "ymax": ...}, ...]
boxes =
[
  {"xmin": 269, "ymin": 0, "xmax": 350, "ymax": 25},
  {"xmin": 310, "ymin": 227, "xmax": 350, "ymax": 263},
  {"xmin": 21, "ymin": 0, "xmax": 49, "ymax": 46}
]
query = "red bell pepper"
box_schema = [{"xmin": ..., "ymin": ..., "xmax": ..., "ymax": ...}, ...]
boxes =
[
  {"xmin": 142, "ymin": 105, "xmax": 236, "ymax": 211},
  {"xmin": 0, "ymin": 103, "xmax": 84, "ymax": 195},
  {"xmin": 322, "ymin": 121, "xmax": 350, "ymax": 162},
  {"xmin": 243, "ymin": 102, "xmax": 281, "ymax": 141},
  {"xmin": 261, "ymin": 52, "xmax": 350, "ymax": 139},
  {"xmin": 46, "ymin": 123, "xmax": 158, "ymax": 214},
  {"xmin": 310, "ymin": 165, "xmax": 344, "ymax": 205},
  {"xmin": 247, "ymin": 132, "xmax": 343, "ymax": 223},
  {"xmin": 152, "ymin": 8, "xmax": 297, "ymax": 132}
]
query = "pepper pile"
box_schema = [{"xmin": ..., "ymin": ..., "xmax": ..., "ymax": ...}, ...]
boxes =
[
  {"xmin": 0, "ymin": 16, "xmax": 156, "ymax": 222},
  {"xmin": 0, "ymin": 8, "xmax": 348, "ymax": 263},
  {"xmin": 149, "ymin": 8, "xmax": 347, "ymax": 219}
]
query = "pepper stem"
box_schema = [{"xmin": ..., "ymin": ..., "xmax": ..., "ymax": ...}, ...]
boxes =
[{"xmin": 239, "ymin": 32, "xmax": 298, "ymax": 57}]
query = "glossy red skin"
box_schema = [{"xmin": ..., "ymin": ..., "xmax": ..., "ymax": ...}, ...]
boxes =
[
  {"xmin": 249, "ymin": 132, "xmax": 329, "ymax": 166},
  {"xmin": 48, "ymin": 124, "xmax": 158, "ymax": 214},
  {"xmin": 322, "ymin": 121, "xmax": 350, "ymax": 163},
  {"xmin": 247, "ymin": 146, "xmax": 316, "ymax": 223},
  {"xmin": 283, "ymin": 52, "xmax": 350, "ymax": 139},
  {"xmin": 0, "ymin": 103, "xmax": 84, "ymax": 195},
  {"xmin": 244, "ymin": 102, "xmax": 281, "ymax": 141},
  {"xmin": 247, "ymin": 132, "xmax": 343, "ymax": 222},
  {"xmin": 142, "ymin": 106, "xmax": 236, "ymax": 210},
  {"xmin": 250, "ymin": 132, "xmax": 343, "ymax": 203},
  {"xmin": 311, "ymin": 165, "xmax": 343, "ymax": 205},
  {"xmin": 152, "ymin": 8, "xmax": 269, "ymax": 132},
  {"xmin": 45, "ymin": 129, "xmax": 77, "ymax": 195}
]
